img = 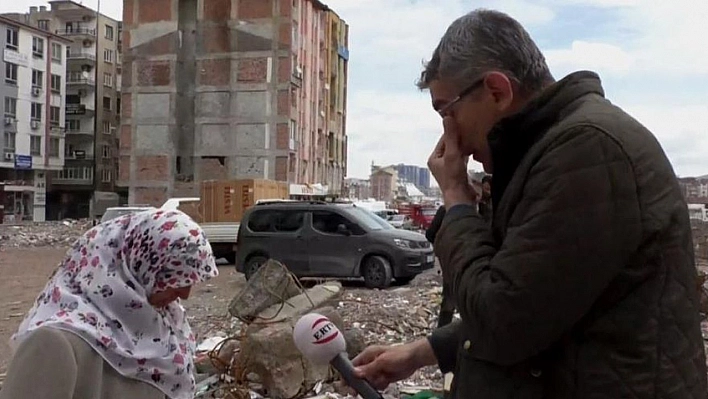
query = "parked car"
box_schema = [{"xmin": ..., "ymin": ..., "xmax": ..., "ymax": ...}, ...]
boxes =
[
  {"xmin": 235, "ymin": 201, "xmax": 435, "ymax": 288},
  {"xmin": 388, "ymin": 214, "xmax": 412, "ymax": 229}
]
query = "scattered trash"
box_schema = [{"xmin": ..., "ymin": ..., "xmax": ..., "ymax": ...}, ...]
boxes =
[{"xmin": 0, "ymin": 220, "xmax": 92, "ymax": 249}]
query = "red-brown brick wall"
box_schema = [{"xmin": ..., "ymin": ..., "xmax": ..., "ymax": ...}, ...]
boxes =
[
  {"xmin": 238, "ymin": 0, "xmax": 272, "ymax": 19},
  {"xmin": 136, "ymin": 156, "xmax": 169, "ymax": 180},
  {"xmin": 141, "ymin": 34, "xmax": 174, "ymax": 56},
  {"xmin": 134, "ymin": 187, "xmax": 168, "ymax": 207},
  {"xmin": 237, "ymin": 58, "xmax": 268, "ymax": 83},
  {"xmin": 277, "ymin": 89, "xmax": 289, "ymax": 116},
  {"xmin": 137, "ymin": 60, "xmax": 171, "ymax": 86},
  {"xmin": 204, "ymin": 0, "xmax": 231, "ymax": 22},
  {"xmin": 198, "ymin": 59, "xmax": 231, "ymax": 86},
  {"xmin": 279, "ymin": 0, "xmax": 292, "ymax": 17},
  {"xmin": 121, "ymin": 94, "xmax": 132, "ymax": 119},
  {"xmin": 138, "ymin": 0, "xmax": 173, "ymax": 23},
  {"xmin": 119, "ymin": 125, "xmax": 132, "ymax": 150},
  {"xmin": 275, "ymin": 156, "xmax": 288, "ymax": 181},
  {"xmin": 198, "ymin": 158, "xmax": 228, "ymax": 180},
  {"xmin": 276, "ymin": 123, "xmax": 289, "ymax": 150},
  {"xmin": 124, "ymin": 0, "xmax": 134, "ymax": 26},
  {"xmin": 119, "ymin": 156, "xmax": 131, "ymax": 182},
  {"xmin": 279, "ymin": 22, "xmax": 291, "ymax": 46},
  {"xmin": 203, "ymin": 25, "xmax": 230, "ymax": 53},
  {"xmin": 278, "ymin": 56, "xmax": 291, "ymax": 83}
]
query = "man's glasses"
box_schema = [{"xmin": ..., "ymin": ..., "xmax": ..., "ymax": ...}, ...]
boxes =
[{"xmin": 436, "ymin": 77, "xmax": 486, "ymax": 117}]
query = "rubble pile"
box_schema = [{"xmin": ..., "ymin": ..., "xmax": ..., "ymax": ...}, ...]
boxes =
[
  {"xmin": 0, "ymin": 220, "xmax": 91, "ymax": 249},
  {"xmin": 192, "ymin": 261, "xmax": 446, "ymax": 399}
]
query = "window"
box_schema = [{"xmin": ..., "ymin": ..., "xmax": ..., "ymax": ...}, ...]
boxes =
[
  {"xmin": 66, "ymin": 119, "xmax": 81, "ymax": 131},
  {"xmin": 6, "ymin": 28, "xmax": 18, "ymax": 50},
  {"xmin": 49, "ymin": 137, "xmax": 60, "ymax": 157},
  {"xmin": 105, "ymin": 25, "xmax": 114, "ymax": 40},
  {"xmin": 38, "ymin": 20, "xmax": 49, "ymax": 31},
  {"xmin": 102, "ymin": 145, "xmax": 110, "ymax": 159},
  {"xmin": 32, "ymin": 70, "xmax": 44, "ymax": 88},
  {"xmin": 103, "ymin": 72, "xmax": 113, "ymax": 87},
  {"xmin": 5, "ymin": 63, "xmax": 18, "ymax": 84},
  {"xmin": 103, "ymin": 49, "xmax": 113, "ymax": 63},
  {"xmin": 101, "ymin": 169, "xmax": 112, "ymax": 183},
  {"xmin": 32, "ymin": 37, "xmax": 44, "ymax": 58},
  {"xmin": 4, "ymin": 97, "xmax": 17, "ymax": 117},
  {"xmin": 51, "ymin": 43, "xmax": 62, "ymax": 62},
  {"xmin": 116, "ymin": 98, "xmax": 121, "ymax": 115},
  {"xmin": 31, "ymin": 103, "xmax": 42, "ymax": 121},
  {"xmin": 102, "ymin": 121, "xmax": 111, "ymax": 134},
  {"xmin": 103, "ymin": 96, "xmax": 111, "ymax": 110},
  {"xmin": 30, "ymin": 136, "xmax": 42, "ymax": 156},
  {"xmin": 3, "ymin": 132, "xmax": 16, "ymax": 150},
  {"xmin": 51, "ymin": 74, "xmax": 62, "ymax": 92},
  {"xmin": 247, "ymin": 210, "xmax": 304, "ymax": 233},
  {"xmin": 57, "ymin": 167, "xmax": 93, "ymax": 181},
  {"xmin": 312, "ymin": 211, "xmax": 363, "ymax": 235},
  {"xmin": 50, "ymin": 106, "xmax": 61, "ymax": 126}
]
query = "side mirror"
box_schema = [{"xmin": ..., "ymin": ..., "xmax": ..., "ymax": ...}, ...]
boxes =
[{"xmin": 336, "ymin": 224, "xmax": 351, "ymax": 236}]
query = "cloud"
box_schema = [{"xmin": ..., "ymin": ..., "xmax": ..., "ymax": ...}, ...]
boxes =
[
  {"xmin": 545, "ymin": 41, "xmax": 635, "ymax": 77},
  {"xmin": 328, "ymin": 0, "xmax": 708, "ymax": 179}
]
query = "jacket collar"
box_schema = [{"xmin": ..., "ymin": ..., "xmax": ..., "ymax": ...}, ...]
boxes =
[{"xmin": 487, "ymin": 71, "xmax": 605, "ymax": 207}]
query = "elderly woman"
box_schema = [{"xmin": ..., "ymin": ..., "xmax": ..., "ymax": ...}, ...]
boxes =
[{"xmin": 0, "ymin": 209, "xmax": 218, "ymax": 399}]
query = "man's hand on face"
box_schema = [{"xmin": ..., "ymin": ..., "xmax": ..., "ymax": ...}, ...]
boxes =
[{"xmin": 428, "ymin": 117, "xmax": 478, "ymax": 209}]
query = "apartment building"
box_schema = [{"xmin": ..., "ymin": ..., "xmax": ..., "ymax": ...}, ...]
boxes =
[
  {"xmin": 13, "ymin": 2, "xmax": 123, "ymax": 219},
  {"xmin": 121, "ymin": 0, "xmax": 349, "ymax": 206},
  {"xmin": 343, "ymin": 177, "xmax": 371, "ymax": 200},
  {"xmin": 370, "ymin": 165, "xmax": 398, "ymax": 203},
  {"xmin": 1, "ymin": 15, "xmax": 70, "ymax": 222}
]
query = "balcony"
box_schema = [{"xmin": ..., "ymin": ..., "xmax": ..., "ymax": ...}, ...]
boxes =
[
  {"xmin": 65, "ymin": 129, "xmax": 94, "ymax": 137},
  {"xmin": 64, "ymin": 150, "xmax": 94, "ymax": 161},
  {"xmin": 55, "ymin": 27, "xmax": 96, "ymax": 38},
  {"xmin": 67, "ymin": 51, "xmax": 96, "ymax": 65},
  {"xmin": 67, "ymin": 73, "xmax": 95, "ymax": 87},
  {"xmin": 66, "ymin": 103, "xmax": 95, "ymax": 116}
]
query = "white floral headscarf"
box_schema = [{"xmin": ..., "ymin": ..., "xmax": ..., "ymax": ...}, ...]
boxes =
[{"xmin": 12, "ymin": 209, "xmax": 218, "ymax": 399}]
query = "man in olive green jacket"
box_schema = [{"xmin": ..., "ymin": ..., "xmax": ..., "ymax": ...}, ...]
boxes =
[{"xmin": 353, "ymin": 9, "xmax": 707, "ymax": 399}]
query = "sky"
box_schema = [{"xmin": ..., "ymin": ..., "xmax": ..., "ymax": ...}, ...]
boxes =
[{"xmin": 2, "ymin": 0, "xmax": 707, "ymax": 180}]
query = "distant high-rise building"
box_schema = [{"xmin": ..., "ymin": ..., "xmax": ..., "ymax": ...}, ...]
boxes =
[
  {"xmin": 394, "ymin": 163, "xmax": 430, "ymax": 191},
  {"xmin": 121, "ymin": 0, "xmax": 349, "ymax": 206}
]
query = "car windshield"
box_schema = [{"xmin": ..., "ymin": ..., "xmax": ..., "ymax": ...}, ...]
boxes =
[
  {"xmin": 391, "ymin": 215, "xmax": 405, "ymax": 221},
  {"xmin": 341, "ymin": 206, "xmax": 394, "ymax": 231}
]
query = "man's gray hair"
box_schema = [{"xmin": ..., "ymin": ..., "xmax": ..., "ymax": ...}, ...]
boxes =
[{"xmin": 417, "ymin": 9, "xmax": 553, "ymax": 94}]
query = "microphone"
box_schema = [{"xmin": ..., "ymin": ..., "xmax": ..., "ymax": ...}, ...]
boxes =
[{"xmin": 293, "ymin": 313, "xmax": 383, "ymax": 399}]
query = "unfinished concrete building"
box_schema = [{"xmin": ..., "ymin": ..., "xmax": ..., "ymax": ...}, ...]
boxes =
[{"xmin": 120, "ymin": 0, "xmax": 349, "ymax": 205}]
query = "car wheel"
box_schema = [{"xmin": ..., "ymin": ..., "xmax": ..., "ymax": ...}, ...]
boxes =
[
  {"xmin": 363, "ymin": 256, "xmax": 393, "ymax": 289},
  {"xmin": 245, "ymin": 255, "xmax": 268, "ymax": 280}
]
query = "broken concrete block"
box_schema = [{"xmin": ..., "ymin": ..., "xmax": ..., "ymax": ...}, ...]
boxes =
[
  {"xmin": 228, "ymin": 259, "xmax": 303, "ymax": 321},
  {"xmin": 254, "ymin": 281, "xmax": 342, "ymax": 323},
  {"xmin": 343, "ymin": 328, "xmax": 367, "ymax": 359},
  {"xmin": 240, "ymin": 306, "xmax": 347, "ymax": 399}
]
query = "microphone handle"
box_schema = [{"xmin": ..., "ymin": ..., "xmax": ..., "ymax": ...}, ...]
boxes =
[{"xmin": 330, "ymin": 353, "xmax": 384, "ymax": 399}]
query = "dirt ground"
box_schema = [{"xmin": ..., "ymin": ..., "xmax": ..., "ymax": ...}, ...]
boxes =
[{"xmin": 0, "ymin": 247, "xmax": 246, "ymax": 374}]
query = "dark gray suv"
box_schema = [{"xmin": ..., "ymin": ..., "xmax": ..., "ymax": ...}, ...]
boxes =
[{"xmin": 235, "ymin": 201, "xmax": 435, "ymax": 288}]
